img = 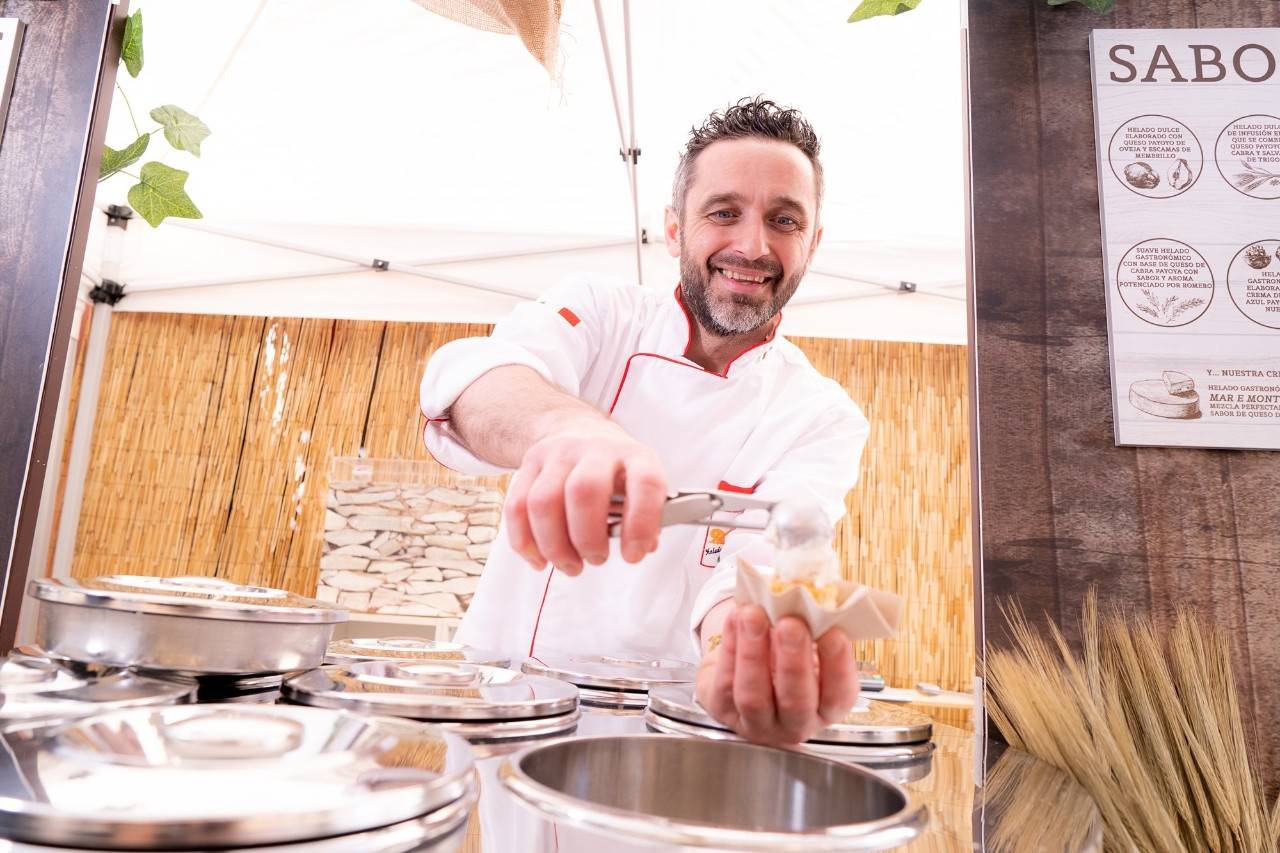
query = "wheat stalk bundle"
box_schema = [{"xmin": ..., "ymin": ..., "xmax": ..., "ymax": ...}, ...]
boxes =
[{"xmin": 985, "ymin": 592, "xmax": 1280, "ymax": 852}]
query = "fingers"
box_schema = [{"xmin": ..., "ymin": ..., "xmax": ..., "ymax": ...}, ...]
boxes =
[
  {"xmin": 563, "ymin": 456, "xmax": 618, "ymax": 566},
  {"xmin": 731, "ymin": 606, "xmax": 777, "ymax": 740},
  {"xmin": 816, "ymin": 628, "xmax": 859, "ymax": 725},
  {"xmin": 525, "ymin": 460, "xmax": 581, "ymax": 574},
  {"xmin": 503, "ymin": 462, "xmax": 546, "ymax": 570},
  {"xmin": 698, "ymin": 610, "xmax": 740, "ymax": 730},
  {"xmin": 705, "ymin": 608, "xmax": 858, "ymax": 747},
  {"xmin": 619, "ymin": 455, "xmax": 667, "ymax": 562},
  {"xmin": 509, "ymin": 430, "xmax": 666, "ymax": 572},
  {"xmin": 771, "ymin": 617, "xmax": 819, "ymax": 743}
]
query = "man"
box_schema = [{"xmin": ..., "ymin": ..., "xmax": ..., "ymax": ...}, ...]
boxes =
[{"xmin": 420, "ymin": 96, "xmax": 868, "ymax": 745}]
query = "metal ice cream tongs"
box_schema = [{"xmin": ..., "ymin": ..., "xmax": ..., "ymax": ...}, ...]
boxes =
[{"xmin": 606, "ymin": 489, "xmax": 777, "ymax": 537}]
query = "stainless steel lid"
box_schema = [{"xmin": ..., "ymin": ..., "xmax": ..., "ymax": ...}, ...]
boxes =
[
  {"xmin": 284, "ymin": 661, "xmax": 578, "ymax": 740},
  {"xmin": 0, "ymin": 656, "xmax": 196, "ymax": 730},
  {"xmin": 643, "ymin": 710, "xmax": 935, "ymax": 771},
  {"xmin": 0, "ymin": 704, "xmax": 473, "ymax": 849},
  {"xmin": 646, "ymin": 683, "xmax": 933, "ymax": 745},
  {"xmin": 325, "ymin": 636, "xmax": 510, "ymax": 668},
  {"xmin": 30, "ymin": 576, "xmax": 347, "ymax": 624},
  {"xmin": 500, "ymin": 734, "xmax": 927, "ymax": 851},
  {"xmin": 8, "ymin": 645, "xmax": 123, "ymax": 679},
  {"xmin": 520, "ymin": 652, "xmax": 694, "ymax": 693},
  {"xmin": 0, "ymin": 780, "xmax": 479, "ymax": 853}
]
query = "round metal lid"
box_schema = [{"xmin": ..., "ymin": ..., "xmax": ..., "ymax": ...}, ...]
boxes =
[
  {"xmin": 0, "ymin": 704, "xmax": 473, "ymax": 849},
  {"xmin": 520, "ymin": 652, "xmax": 695, "ymax": 693},
  {"xmin": 646, "ymin": 684, "xmax": 933, "ymax": 746},
  {"xmin": 325, "ymin": 636, "xmax": 510, "ymax": 668},
  {"xmin": 29, "ymin": 576, "xmax": 347, "ymax": 624},
  {"xmin": 8, "ymin": 645, "xmax": 123, "ymax": 679},
  {"xmin": 0, "ymin": 656, "xmax": 196, "ymax": 730},
  {"xmin": 284, "ymin": 661, "xmax": 578, "ymax": 723}
]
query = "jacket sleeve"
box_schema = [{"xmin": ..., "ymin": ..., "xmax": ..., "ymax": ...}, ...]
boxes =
[
  {"xmin": 419, "ymin": 279, "xmax": 604, "ymax": 474},
  {"xmin": 687, "ymin": 397, "xmax": 870, "ymax": 651}
]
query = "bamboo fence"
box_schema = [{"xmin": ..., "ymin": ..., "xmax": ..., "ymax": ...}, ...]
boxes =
[{"xmin": 58, "ymin": 312, "xmax": 973, "ymax": 692}]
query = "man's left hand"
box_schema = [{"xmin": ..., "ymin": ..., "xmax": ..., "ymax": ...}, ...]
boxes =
[{"xmin": 695, "ymin": 605, "xmax": 859, "ymax": 746}]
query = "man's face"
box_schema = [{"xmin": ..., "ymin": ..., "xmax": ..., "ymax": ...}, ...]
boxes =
[{"xmin": 665, "ymin": 138, "xmax": 823, "ymax": 337}]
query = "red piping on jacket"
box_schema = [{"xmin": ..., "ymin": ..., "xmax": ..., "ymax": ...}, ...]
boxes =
[
  {"xmin": 528, "ymin": 570, "xmax": 556, "ymax": 658},
  {"xmin": 419, "ymin": 406, "xmax": 463, "ymax": 473}
]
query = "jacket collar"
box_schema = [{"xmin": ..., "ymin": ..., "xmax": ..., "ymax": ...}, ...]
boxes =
[{"xmin": 668, "ymin": 284, "xmax": 781, "ymax": 378}]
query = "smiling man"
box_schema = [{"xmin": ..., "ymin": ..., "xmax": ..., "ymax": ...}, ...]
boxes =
[{"xmin": 419, "ymin": 97, "xmax": 869, "ymax": 745}]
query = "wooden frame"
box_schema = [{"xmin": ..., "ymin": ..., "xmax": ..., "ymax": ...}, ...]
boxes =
[{"xmin": 0, "ymin": 0, "xmax": 126, "ymax": 651}]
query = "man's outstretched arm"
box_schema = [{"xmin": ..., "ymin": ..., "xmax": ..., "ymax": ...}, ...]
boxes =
[{"xmin": 449, "ymin": 365, "xmax": 668, "ymax": 573}]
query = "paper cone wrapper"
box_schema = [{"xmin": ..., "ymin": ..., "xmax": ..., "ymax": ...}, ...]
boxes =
[{"xmin": 734, "ymin": 556, "xmax": 903, "ymax": 640}]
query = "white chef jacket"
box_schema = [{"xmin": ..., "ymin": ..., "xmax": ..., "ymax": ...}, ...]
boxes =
[{"xmin": 419, "ymin": 278, "xmax": 869, "ymax": 665}]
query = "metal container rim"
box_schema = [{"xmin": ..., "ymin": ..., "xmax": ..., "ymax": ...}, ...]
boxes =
[
  {"xmin": 30, "ymin": 580, "xmax": 347, "ymax": 624},
  {"xmin": 498, "ymin": 733, "xmax": 929, "ymax": 851}
]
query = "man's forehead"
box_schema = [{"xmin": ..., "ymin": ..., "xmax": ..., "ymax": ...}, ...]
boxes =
[{"xmin": 689, "ymin": 138, "xmax": 818, "ymax": 210}]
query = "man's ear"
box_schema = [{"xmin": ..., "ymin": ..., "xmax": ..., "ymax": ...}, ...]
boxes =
[{"xmin": 663, "ymin": 206, "xmax": 682, "ymax": 258}]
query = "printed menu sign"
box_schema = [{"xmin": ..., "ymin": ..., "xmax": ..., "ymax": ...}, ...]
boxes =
[{"xmin": 1090, "ymin": 30, "xmax": 1280, "ymax": 451}]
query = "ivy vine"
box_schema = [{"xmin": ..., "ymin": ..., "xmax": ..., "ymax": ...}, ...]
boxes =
[
  {"xmin": 99, "ymin": 10, "xmax": 207, "ymax": 227},
  {"xmin": 849, "ymin": 0, "xmax": 1115, "ymax": 23}
]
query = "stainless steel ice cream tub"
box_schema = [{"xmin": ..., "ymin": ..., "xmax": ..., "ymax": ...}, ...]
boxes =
[
  {"xmin": 325, "ymin": 636, "xmax": 510, "ymax": 668},
  {"xmin": 521, "ymin": 652, "xmax": 694, "ymax": 709},
  {"xmin": 285, "ymin": 660, "xmax": 579, "ymax": 754},
  {"xmin": 0, "ymin": 654, "xmax": 195, "ymax": 732},
  {"xmin": 499, "ymin": 734, "xmax": 927, "ymax": 851},
  {"xmin": 644, "ymin": 684, "xmax": 935, "ymax": 772},
  {"xmin": 30, "ymin": 575, "xmax": 347, "ymax": 676},
  {"xmin": 0, "ymin": 703, "xmax": 475, "ymax": 850}
]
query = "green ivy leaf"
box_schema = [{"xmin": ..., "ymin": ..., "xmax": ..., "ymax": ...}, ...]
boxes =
[
  {"xmin": 1046, "ymin": 0, "xmax": 1115, "ymax": 9},
  {"xmin": 127, "ymin": 161, "xmax": 202, "ymax": 227},
  {"xmin": 121, "ymin": 10, "xmax": 143, "ymax": 78},
  {"xmin": 848, "ymin": 0, "xmax": 922, "ymax": 22},
  {"xmin": 149, "ymin": 105, "xmax": 211, "ymax": 157},
  {"xmin": 99, "ymin": 133, "xmax": 150, "ymax": 180}
]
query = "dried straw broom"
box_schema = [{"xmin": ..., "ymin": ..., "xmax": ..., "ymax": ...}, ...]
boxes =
[{"xmin": 985, "ymin": 591, "xmax": 1280, "ymax": 852}]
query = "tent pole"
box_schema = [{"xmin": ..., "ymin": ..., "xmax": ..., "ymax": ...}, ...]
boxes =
[
  {"xmin": 48, "ymin": 206, "xmax": 131, "ymax": 580},
  {"xmin": 621, "ymin": 0, "xmax": 643, "ymax": 287},
  {"xmin": 49, "ymin": 299, "xmax": 112, "ymax": 579},
  {"xmin": 593, "ymin": 0, "xmax": 644, "ymax": 286}
]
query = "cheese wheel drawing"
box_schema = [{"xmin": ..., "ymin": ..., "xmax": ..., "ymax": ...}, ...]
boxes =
[{"xmin": 1129, "ymin": 379, "xmax": 1200, "ymax": 419}]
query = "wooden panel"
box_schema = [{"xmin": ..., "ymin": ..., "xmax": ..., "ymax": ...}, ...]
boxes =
[
  {"xmin": 64, "ymin": 315, "xmax": 975, "ymax": 694},
  {"xmin": 0, "ymin": 0, "xmax": 124, "ymax": 650},
  {"xmin": 968, "ymin": 0, "xmax": 1280, "ymax": 789}
]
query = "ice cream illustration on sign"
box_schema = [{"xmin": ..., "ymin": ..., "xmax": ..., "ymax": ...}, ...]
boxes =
[
  {"xmin": 1109, "ymin": 115, "xmax": 1203, "ymax": 199},
  {"xmin": 1129, "ymin": 370, "xmax": 1200, "ymax": 419}
]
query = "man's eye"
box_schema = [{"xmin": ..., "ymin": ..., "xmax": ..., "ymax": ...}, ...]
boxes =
[
  {"xmin": 710, "ymin": 210, "xmax": 736, "ymax": 220},
  {"xmin": 776, "ymin": 216, "xmax": 798, "ymax": 228}
]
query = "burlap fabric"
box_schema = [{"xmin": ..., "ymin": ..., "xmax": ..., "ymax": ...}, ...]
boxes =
[{"xmin": 411, "ymin": 0, "xmax": 562, "ymax": 72}]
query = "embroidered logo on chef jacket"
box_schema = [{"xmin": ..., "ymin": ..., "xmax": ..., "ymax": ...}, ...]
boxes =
[{"xmin": 700, "ymin": 515, "xmax": 740, "ymax": 568}]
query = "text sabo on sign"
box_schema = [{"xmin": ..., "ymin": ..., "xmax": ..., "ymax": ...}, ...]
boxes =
[{"xmin": 1109, "ymin": 43, "xmax": 1276, "ymax": 83}]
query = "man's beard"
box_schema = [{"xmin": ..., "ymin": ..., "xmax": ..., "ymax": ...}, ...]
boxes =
[{"xmin": 679, "ymin": 249, "xmax": 803, "ymax": 337}]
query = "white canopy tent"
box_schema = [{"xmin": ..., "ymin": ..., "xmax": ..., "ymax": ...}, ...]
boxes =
[
  {"xmin": 31, "ymin": 0, "xmax": 969, "ymax": 597},
  {"xmin": 81, "ymin": 0, "xmax": 967, "ymax": 342}
]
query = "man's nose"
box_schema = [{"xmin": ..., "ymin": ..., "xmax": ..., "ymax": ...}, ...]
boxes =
[{"xmin": 728, "ymin": 216, "xmax": 770, "ymax": 260}]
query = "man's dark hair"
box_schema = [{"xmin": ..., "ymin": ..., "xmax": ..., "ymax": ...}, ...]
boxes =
[{"xmin": 672, "ymin": 96, "xmax": 823, "ymax": 219}]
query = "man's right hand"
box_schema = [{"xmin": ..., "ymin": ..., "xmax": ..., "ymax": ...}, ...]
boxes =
[{"xmin": 502, "ymin": 420, "xmax": 668, "ymax": 574}]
